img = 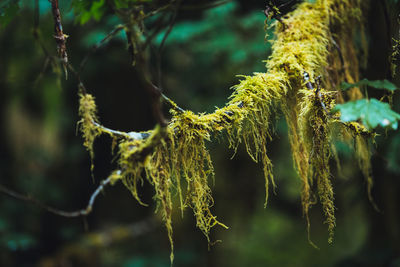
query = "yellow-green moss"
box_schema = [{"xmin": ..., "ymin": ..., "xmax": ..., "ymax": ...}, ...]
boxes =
[
  {"xmin": 77, "ymin": 0, "xmax": 375, "ymax": 260},
  {"xmin": 78, "ymin": 93, "xmax": 101, "ymax": 173},
  {"xmin": 339, "ymin": 121, "xmax": 378, "ymax": 210},
  {"xmin": 299, "ymin": 88, "xmax": 337, "ymax": 243}
]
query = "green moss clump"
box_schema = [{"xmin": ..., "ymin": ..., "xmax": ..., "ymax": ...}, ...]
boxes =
[{"xmin": 78, "ymin": 93, "xmax": 101, "ymax": 173}]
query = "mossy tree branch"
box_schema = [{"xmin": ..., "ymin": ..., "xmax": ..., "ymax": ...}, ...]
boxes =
[{"xmin": 25, "ymin": 0, "xmax": 377, "ymax": 264}]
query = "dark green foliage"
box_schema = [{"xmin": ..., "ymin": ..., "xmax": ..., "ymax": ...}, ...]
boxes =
[
  {"xmin": 0, "ymin": 0, "xmax": 20, "ymax": 27},
  {"xmin": 71, "ymin": 0, "xmax": 106, "ymax": 24},
  {"xmin": 153, "ymin": 2, "xmax": 270, "ymax": 69}
]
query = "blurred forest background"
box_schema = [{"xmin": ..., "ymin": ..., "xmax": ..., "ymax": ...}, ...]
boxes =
[{"xmin": 1, "ymin": 0, "xmax": 400, "ymax": 266}]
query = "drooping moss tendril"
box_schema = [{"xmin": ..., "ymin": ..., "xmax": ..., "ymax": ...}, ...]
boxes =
[{"xmin": 76, "ymin": 0, "xmax": 376, "ymax": 263}]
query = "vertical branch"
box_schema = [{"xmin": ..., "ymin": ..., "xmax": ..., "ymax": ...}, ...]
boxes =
[
  {"xmin": 50, "ymin": 0, "xmax": 68, "ymax": 79},
  {"xmin": 156, "ymin": 0, "xmax": 181, "ymax": 89},
  {"xmin": 380, "ymin": 0, "xmax": 393, "ymax": 78},
  {"xmin": 137, "ymin": 70, "xmax": 168, "ymax": 127},
  {"xmin": 124, "ymin": 13, "xmax": 168, "ymax": 127}
]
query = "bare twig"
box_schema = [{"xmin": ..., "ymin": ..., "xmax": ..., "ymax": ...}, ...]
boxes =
[
  {"xmin": 32, "ymin": 0, "xmax": 66, "ymax": 88},
  {"xmin": 65, "ymin": 63, "xmax": 87, "ymax": 95},
  {"xmin": 50, "ymin": 0, "xmax": 68, "ymax": 79},
  {"xmin": 158, "ymin": 2, "xmax": 180, "ymax": 54},
  {"xmin": 303, "ymin": 72, "xmax": 331, "ymax": 116},
  {"xmin": 315, "ymin": 76, "xmax": 330, "ymax": 115},
  {"xmin": 143, "ymin": 14, "xmax": 170, "ymax": 49},
  {"xmin": 145, "ymin": 81, "xmax": 168, "ymax": 127},
  {"xmin": 303, "ymin": 71, "xmax": 314, "ymax": 90},
  {"xmin": 142, "ymin": 0, "xmax": 178, "ymax": 19},
  {"xmin": 80, "ymin": 25, "xmax": 125, "ymax": 73},
  {"xmin": 0, "ymin": 176, "xmax": 113, "ymax": 217},
  {"xmin": 125, "ymin": 28, "xmax": 168, "ymax": 126},
  {"xmin": 331, "ymin": 37, "xmax": 345, "ymax": 79},
  {"xmin": 92, "ymin": 121, "xmax": 151, "ymax": 140},
  {"xmin": 155, "ymin": 0, "xmax": 181, "ymax": 88},
  {"xmin": 179, "ymin": 0, "xmax": 231, "ymax": 11},
  {"xmin": 380, "ymin": 0, "xmax": 394, "ymax": 78}
]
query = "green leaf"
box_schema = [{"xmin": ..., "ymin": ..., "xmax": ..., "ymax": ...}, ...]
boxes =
[
  {"xmin": 333, "ymin": 98, "xmax": 400, "ymax": 130},
  {"xmin": 340, "ymin": 79, "xmax": 398, "ymax": 91},
  {"xmin": 71, "ymin": 0, "xmax": 106, "ymax": 25}
]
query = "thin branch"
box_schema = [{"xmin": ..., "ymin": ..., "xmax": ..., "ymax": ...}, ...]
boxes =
[
  {"xmin": 331, "ymin": 37, "xmax": 345, "ymax": 79},
  {"xmin": 66, "ymin": 63, "xmax": 87, "ymax": 95},
  {"xmin": 315, "ymin": 76, "xmax": 330, "ymax": 115},
  {"xmin": 125, "ymin": 27, "xmax": 168, "ymax": 126},
  {"xmin": 142, "ymin": 1, "xmax": 178, "ymax": 19},
  {"xmin": 50, "ymin": 0, "xmax": 68, "ymax": 79},
  {"xmin": 0, "ymin": 176, "xmax": 113, "ymax": 218},
  {"xmin": 303, "ymin": 72, "xmax": 331, "ymax": 116},
  {"xmin": 33, "ymin": 57, "xmax": 50, "ymax": 88},
  {"xmin": 92, "ymin": 121, "xmax": 151, "ymax": 140},
  {"xmin": 156, "ymin": 0, "xmax": 181, "ymax": 88},
  {"xmin": 380, "ymin": 0, "xmax": 394, "ymax": 78},
  {"xmin": 32, "ymin": 0, "xmax": 52, "ymax": 59},
  {"xmin": 158, "ymin": 2, "xmax": 180, "ymax": 53},
  {"xmin": 179, "ymin": 0, "xmax": 231, "ymax": 11},
  {"xmin": 161, "ymin": 93, "xmax": 185, "ymax": 113},
  {"xmin": 143, "ymin": 14, "xmax": 170, "ymax": 49},
  {"xmin": 32, "ymin": 0, "xmax": 66, "ymax": 88},
  {"xmin": 145, "ymin": 80, "xmax": 168, "ymax": 127},
  {"xmin": 80, "ymin": 24, "xmax": 125, "ymax": 73}
]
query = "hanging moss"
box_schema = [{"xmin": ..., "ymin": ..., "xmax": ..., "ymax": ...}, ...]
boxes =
[
  {"xmin": 299, "ymin": 88, "xmax": 337, "ymax": 243},
  {"xmin": 78, "ymin": 93, "xmax": 101, "ymax": 173},
  {"xmin": 339, "ymin": 121, "xmax": 378, "ymax": 210},
  {"xmin": 76, "ymin": 0, "xmax": 376, "ymax": 262}
]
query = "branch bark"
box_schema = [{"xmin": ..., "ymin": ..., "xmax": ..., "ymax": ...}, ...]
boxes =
[{"xmin": 50, "ymin": 0, "xmax": 68, "ymax": 78}]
